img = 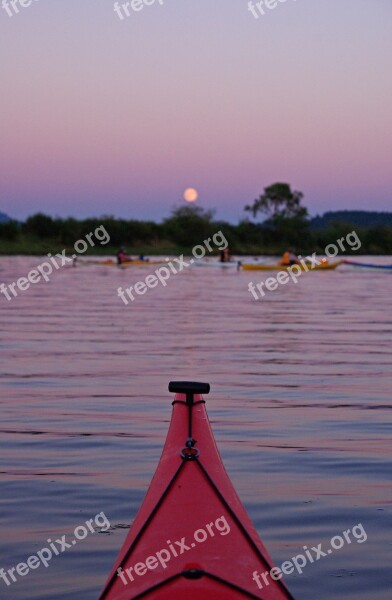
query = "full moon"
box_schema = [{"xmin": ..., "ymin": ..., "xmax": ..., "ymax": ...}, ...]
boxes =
[{"xmin": 183, "ymin": 188, "xmax": 198, "ymax": 202}]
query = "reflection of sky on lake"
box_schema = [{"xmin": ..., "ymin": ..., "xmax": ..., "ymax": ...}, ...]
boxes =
[{"xmin": 0, "ymin": 256, "xmax": 391, "ymax": 598}]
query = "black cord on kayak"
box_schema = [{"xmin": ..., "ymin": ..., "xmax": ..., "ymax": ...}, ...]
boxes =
[
  {"xmin": 98, "ymin": 460, "xmax": 187, "ymax": 599},
  {"xmin": 172, "ymin": 400, "xmax": 205, "ymax": 459},
  {"xmin": 169, "ymin": 380, "xmax": 210, "ymax": 456},
  {"xmin": 169, "ymin": 382, "xmax": 209, "ymax": 440},
  {"xmin": 187, "ymin": 394, "xmax": 193, "ymax": 441},
  {"xmin": 194, "ymin": 458, "xmax": 296, "ymax": 600}
]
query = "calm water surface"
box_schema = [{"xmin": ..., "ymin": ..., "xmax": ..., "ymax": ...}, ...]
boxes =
[{"xmin": 0, "ymin": 256, "xmax": 391, "ymax": 599}]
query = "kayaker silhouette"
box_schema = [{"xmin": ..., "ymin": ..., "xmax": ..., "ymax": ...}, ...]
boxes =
[
  {"xmin": 219, "ymin": 247, "xmax": 231, "ymax": 263},
  {"xmin": 279, "ymin": 249, "xmax": 300, "ymax": 266},
  {"xmin": 116, "ymin": 247, "xmax": 132, "ymax": 265}
]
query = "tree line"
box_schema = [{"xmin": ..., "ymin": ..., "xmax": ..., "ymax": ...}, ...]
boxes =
[{"xmin": 1, "ymin": 183, "xmax": 391, "ymax": 254}]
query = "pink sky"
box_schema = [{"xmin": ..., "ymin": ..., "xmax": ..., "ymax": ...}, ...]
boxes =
[{"xmin": 0, "ymin": 0, "xmax": 391, "ymax": 222}]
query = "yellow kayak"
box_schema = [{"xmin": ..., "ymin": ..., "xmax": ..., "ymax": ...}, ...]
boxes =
[{"xmin": 241, "ymin": 260, "xmax": 342, "ymax": 271}]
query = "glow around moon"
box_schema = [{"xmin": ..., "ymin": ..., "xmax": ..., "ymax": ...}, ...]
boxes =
[{"xmin": 183, "ymin": 188, "xmax": 198, "ymax": 202}]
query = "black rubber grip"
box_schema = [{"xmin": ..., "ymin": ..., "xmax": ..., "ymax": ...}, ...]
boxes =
[{"xmin": 168, "ymin": 381, "xmax": 210, "ymax": 395}]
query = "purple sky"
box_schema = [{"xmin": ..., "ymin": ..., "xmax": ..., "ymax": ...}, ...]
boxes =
[{"xmin": 1, "ymin": 0, "xmax": 391, "ymax": 223}]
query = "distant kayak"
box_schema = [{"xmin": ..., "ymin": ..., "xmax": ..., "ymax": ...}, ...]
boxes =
[
  {"xmin": 99, "ymin": 381, "xmax": 295, "ymax": 600},
  {"xmin": 241, "ymin": 261, "xmax": 341, "ymax": 272},
  {"xmin": 192, "ymin": 260, "xmax": 239, "ymax": 268},
  {"xmin": 76, "ymin": 258, "xmax": 164, "ymax": 267},
  {"xmin": 343, "ymin": 260, "xmax": 392, "ymax": 270}
]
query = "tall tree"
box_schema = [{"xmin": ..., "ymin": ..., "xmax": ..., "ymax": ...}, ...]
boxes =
[
  {"xmin": 244, "ymin": 183, "xmax": 307, "ymax": 221},
  {"xmin": 244, "ymin": 183, "xmax": 310, "ymax": 247}
]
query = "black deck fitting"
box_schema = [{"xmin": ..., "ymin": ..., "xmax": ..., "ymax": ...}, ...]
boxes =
[
  {"xmin": 168, "ymin": 381, "xmax": 210, "ymax": 396},
  {"xmin": 182, "ymin": 568, "xmax": 205, "ymax": 580}
]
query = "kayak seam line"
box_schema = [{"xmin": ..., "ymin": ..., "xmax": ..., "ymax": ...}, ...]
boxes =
[
  {"xmin": 195, "ymin": 459, "xmax": 296, "ymax": 600},
  {"xmin": 131, "ymin": 569, "xmax": 267, "ymax": 599},
  {"xmin": 99, "ymin": 459, "xmax": 186, "ymax": 599}
]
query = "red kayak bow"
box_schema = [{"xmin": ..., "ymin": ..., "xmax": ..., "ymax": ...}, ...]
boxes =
[{"xmin": 99, "ymin": 382, "xmax": 295, "ymax": 599}]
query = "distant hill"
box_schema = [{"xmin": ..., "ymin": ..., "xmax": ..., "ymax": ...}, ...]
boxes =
[
  {"xmin": 0, "ymin": 211, "xmax": 12, "ymax": 223},
  {"xmin": 311, "ymin": 210, "xmax": 392, "ymax": 229}
]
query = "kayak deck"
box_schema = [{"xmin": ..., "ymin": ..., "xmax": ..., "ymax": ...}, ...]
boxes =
[
  {"xmin": 241, "ymin": 261, "xmax": 341, "ymax": 271},
  {"xmin": 192, "ymin": 260, "xmax": 239, "ymax": 268},
  {"xmin": 76, "ymin": 258, "xmax": 164, "ymax": 267},
  {"xmin": 99, "ymin": 382, "xmax": 294, "ymax": 600},
  {"xmin": 342, "ymin": 260, "xmax": 392, "ymax": 270}
]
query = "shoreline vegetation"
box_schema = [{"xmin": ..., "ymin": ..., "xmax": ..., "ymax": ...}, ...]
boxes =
[
  {"xmin": 1, "ymin": 184, "xmax": 391, "ymax": 256},
  {"xmin": 1, "ymin": 211, "xmax": 391, "ymax": 257}
]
